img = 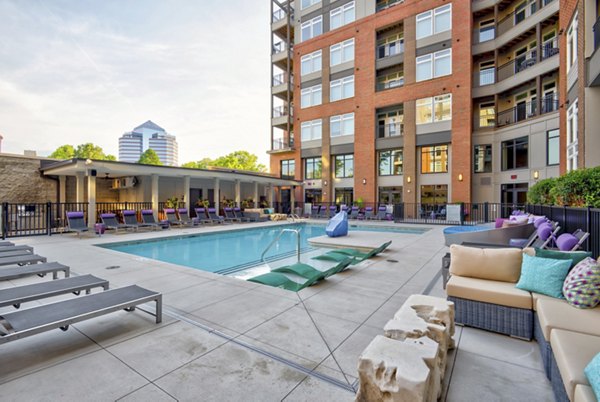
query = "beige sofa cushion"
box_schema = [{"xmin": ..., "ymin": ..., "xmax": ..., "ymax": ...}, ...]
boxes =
[
  {"xmin": 574, "ymin": 385, "xmax": 596, "ymax": 402},
  {"xmin": 446, "ymin": 276, "xmax": 532, "ymax": 309},
  {"xmin": 449, "ymin": 245, "xmax": 523, "ymax": 283},
  {"xmin": 531, "ymin": 292, "xmax": 555, "ymax": 312},
  {"xmin": 550, "ymin": 329, "xmax": 600, "ymax": 401},
  {"xmin": 536, "ymin": 297, "xmax": 600, "ymax": 341}
]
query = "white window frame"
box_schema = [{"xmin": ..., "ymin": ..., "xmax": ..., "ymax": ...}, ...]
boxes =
[
  {"xmin": 330, "ymin": 113, "xmax": 355, "ymax": 137},
  {"xmin": 301, "ymin": 15, "xmax": 323, "ymax": 42},
  {"xmin": 330, "ymin": 1, "xmax": 355, "ymax": 31},
  {"xmin": 301, "ymin": 0, "xmax": 320, "ymax": 10},
  {"xmin": 330, "ymin": 75, "xmax": 354, "ymax": 102},
  {"xmin": 416, "ymin": 49, "xmax": 452, "ymax": 82},
  {"xmin": 301, "ymin": 119, "xmax": 323, "ymax": 141},
  {"xmin": 416, "ymin": 94, "xmax": 452, "ymax": 124},
  {"xmin": 416, "ymin": 4, "xmax": 452, "ymax": 40},
  {"xmin": 330, "ymin": 38, "xmax": 355, "ymax": 66},
  {"xmin": 301, "ymin": 50, "xmax": 322, "ymax": 76},
  {"xmin": 566, "ymin": 12, "xmax": 578, "ymax": 72},
  {"xmin": 301, "ymin": 84, "xmax": 322, "ymax": 108},
  {"xmin": 566, "ymin": 100, "xmax": 578, "ymax": 171}
]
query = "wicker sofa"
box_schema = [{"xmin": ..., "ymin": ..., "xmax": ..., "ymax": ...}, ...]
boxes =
[{"xmin": 446, "ymin": 245, "xmax": 600, "ymax": 402}]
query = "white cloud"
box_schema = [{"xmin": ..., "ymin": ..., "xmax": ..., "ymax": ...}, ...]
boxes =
[{"xmin": 0, "ymin": 0, "xmax": 271, "ymax": 166}]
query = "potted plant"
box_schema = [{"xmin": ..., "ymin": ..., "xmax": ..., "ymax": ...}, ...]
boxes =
[{"xmin": 165, "ymin": 196, "xmax": 179, "ymax": 209}]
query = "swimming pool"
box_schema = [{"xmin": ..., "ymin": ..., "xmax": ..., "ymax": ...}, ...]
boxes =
[{"xmin": 99, "ymin": 223, "xmax": 427, "ymax": 275}]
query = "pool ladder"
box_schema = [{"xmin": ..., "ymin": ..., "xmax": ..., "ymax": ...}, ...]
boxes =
[{"xmin": 261, "ymin": 228, "xmax": 301, "ymax": 265}]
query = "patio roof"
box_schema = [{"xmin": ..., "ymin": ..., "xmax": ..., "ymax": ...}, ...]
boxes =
[{"xmin": 40, "ymin": 158, "xmax": 302, "ymax": 187}]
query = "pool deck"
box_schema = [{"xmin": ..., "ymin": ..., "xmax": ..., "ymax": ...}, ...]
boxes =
[{"xmin": 0, "ymin": 220, "xmax": 553, "ymax": 401}]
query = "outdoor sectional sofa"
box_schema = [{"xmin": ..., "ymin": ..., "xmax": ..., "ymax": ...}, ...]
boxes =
[{"xmin": 446, "ymin": 245, "xmax": 599, "ymax": 402}]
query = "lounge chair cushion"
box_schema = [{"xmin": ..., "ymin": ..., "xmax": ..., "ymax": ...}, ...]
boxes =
[
  {"xmin": 449, "ymin": 245, "xmax": 523, "ymax": 283},
  {"xmin": 585, "ymin": 354, "xmax": 600, "ymax": 401},
  {"xmin": 562, "ymin": 257, "xmax": 600, "ymax": 309},
  {"xmin": 515, "ymin": 254, "xmax": 571, "ymax": 299},
  {"xmin": 556, "ymin": 233, "xmax": 580, "ymax": 251},
  {"xmin": 550, "ymin": 329, "xmax": 600, "ymax": 401},
  {"xmin": 536, "ymin": 297, "xmax": 600, "ymax": 341},
  {"xmin": 446, "ymin": 276, "xmax": 532, "ymax": 309},
  {"xmin": 531, "ymin": 292, "xmax": 555, "ymax": 312},
  {"xmin": 574, "ymin": 384, "xmax": 597, "ymax": 402},
  {"xmin": 534, "ymin": 248, "xmax": 593, "ymax": 269}
]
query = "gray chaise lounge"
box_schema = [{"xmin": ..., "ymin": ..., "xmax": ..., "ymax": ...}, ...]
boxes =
[
  {"xmin": 0, "ymin": 245, "xmax": 34, "ymax": 253},
  {"xmin": 0, "ymin": 262, "xmax": 70, "ymax": 280},
  {"xmin": 0, "ymin": 254, "xmax": 47, "ymax": 267}
]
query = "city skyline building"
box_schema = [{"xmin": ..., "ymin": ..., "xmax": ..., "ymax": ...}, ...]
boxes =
[{"xmin": 118, "ymin": 120, "xmax": 179, "ymax": 166}]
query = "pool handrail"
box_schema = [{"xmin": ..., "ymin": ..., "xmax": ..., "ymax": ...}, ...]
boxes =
[{"xmin": 261, "ymin": 228, "xmax": 301, "ymax": 265}]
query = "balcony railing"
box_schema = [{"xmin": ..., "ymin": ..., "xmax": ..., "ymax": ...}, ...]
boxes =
[
  {"xmin": 376, "ymin": 0, "xmax": 404, "ymax": 12},
  {"xmin": 272, "ymin": 73, "xmax": 293, "ymax": 87},
  {"xmin": 272, "ymin": 138, "xmax": 294, "ymax": 151},
  {"xmin": 496, "ymin": 0, "xmax": 556, "ymax": 37},
  {"xmin": 273, "ymin": 105, "xmax": 293, "ymax": 118},
  {"xmin": 594, "ymin": 16, "xmax": 600, "ymax": 52},
  {"xmin": 377, "ymin": 122, "xmax": 404, "ymax": 138},
  {"xmin": 496, "ymin": 39, "xmax": 558, "ymax": 81},
  {"xmin": 377, "ymin": 39, "xmax": 404, "ymax": 59},
  {"xmin": 272, "ymin": 42, "xmax": 292, "ymax": 55},
  {"xmin": 272, "ymin": 8, "xmax": 294, "ymax": 23},
  {"xmin": 496, "ymin": 95, "xmax": 559, "ymax": 127},
  {"xmin": 376, "ymin": 77, "xmax": 404, "ymax": 91}
]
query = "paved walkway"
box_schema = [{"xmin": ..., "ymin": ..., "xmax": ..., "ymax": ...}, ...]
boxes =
[{"xmin": 0, "ymin": 221, "xmax": 553, "ymax": 401}]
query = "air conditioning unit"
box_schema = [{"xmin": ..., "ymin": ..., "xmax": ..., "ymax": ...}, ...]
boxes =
[{"xmin": 111, "ymin": 177, "xmax": 137, "ymax": 189}]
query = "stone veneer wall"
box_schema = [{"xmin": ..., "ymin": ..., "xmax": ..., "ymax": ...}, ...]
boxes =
[{"xmin": 0, "ymin": 154, "xmax": 57, "ymax": 203}]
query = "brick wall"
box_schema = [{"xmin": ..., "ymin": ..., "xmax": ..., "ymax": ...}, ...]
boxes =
[{"xmin": 0, "ymin": 154, "xmax": 57, "ymax": 203}]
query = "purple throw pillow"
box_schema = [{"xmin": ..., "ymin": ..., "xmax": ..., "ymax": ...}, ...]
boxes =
[
  {"xmin": 537, "ymin": 224, "xmax": 553, "ymax": 241},
  {"xmin": 534, "ymin": 217, "xmax": 547, "ymax": 228},
  {"xmin": 495, "ymin": 218, "xmax": 506, "ymax": 229},
  {"xmin": 556, "ymin": 233, "xmax": 579, "ymax": 251}
]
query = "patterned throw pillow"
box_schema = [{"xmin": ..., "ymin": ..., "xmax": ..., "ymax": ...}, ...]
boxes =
[{"xmin": 562, "ymin": 257, "xmax": 600, "ymax": 309}]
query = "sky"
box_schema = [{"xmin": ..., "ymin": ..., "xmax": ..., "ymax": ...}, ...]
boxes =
[{"xmin": 0, "ymin": 0, "xmax": 272, "ymax": 167}]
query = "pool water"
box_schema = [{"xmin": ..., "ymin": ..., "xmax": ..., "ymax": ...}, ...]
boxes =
[{"xmin": 99, "ymin": 223, "xmax": 427, "ymax": 275}]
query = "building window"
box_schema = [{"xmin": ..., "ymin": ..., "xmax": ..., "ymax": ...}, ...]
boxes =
[
  {"xmin": 421, "ymin": 145, "xmax": 448, "ymax": 173},
  {"xmin": 301, "ymin": 50, "xmax": 322, "ymax": 76},
  {"xmin": 479, "ymin": 19, "xmax": 495, "ymax": 42},
  {"xmin": 301, "ymin": 84, "xmax": 322, "ymax": 108},
  {"xmin": 501, "ymin": 136, "xmax": 529, "ymax": 171},
  {"xmin": 474, "ymin": 144, "xmax": 492, "ymax": 173},
  {"xmin": 567, "ymin": 101, "xmax": 578, "ymax": 171},
  {"xmin": 416, "ymin": 49, "xmax": 451, "ymax": 82},
  {"xmin": 379, "ymin": 186, "xmax": 403, "ymax": 205},
  {"xmin": 301, "ymin": 119, "xmax": 322, "ymax": 141},
  {"xmin": 305, "ymin": 189, "xmax": 322, "ymax": 203},
  {"xmin": 377, "ymin": 107, "xmax": 403, "ymax": 138},
  {"xmin": 335, "ymin": 188, "xmax": 353, "ymax": 205},
  {"xmin": 281, "ymin": 160, "xmax": 296, "ymax": 178},
  {"xmin": 379, "ymin": 149, "xmax": 403, "ymax": 176},
  {"xmin": 330, "ymin": 1, "xmax": 355, "ymax": 30},
  {"xmin": 416, "ymin": 94, "xmax": 452, "ymax": 124},
  {"xmin": 479, "ymin": 60, "xmax": 495, "ymax": 86},
  {"xmin": 421, "ymin": 185, "xmax": 448, "ymax": 205},
  {"xmin": 330, "ymin": 38, "xmax": 354, "ymax": 66},
  {"xmin": 330, "ymin": 75, "xmax": 354, "ymax": 102},
  {"xmin": 479, "ymin": 102, "xmax": 495, "ymax": 128},
  {"xmin": 301, "ymin": 0, "xmax": 320, "ymax": 10},
  {"xmin": 566, "ymin": 12, "xmax": 578, "ymax": 72},
  {"xmin": 547, "ymin": 129, "xmax": 559, "ymax": 166},
  {"xmin": 304, "ymin": 157, "xmax": 322, "ymax": 179},
  {"xmin": 334, "ymin": 154, "xmax": 354, "ymax": 178},
  {"xmin": 376, "ymin": 70, "xmax": 404, "ymax": 91},
  {"xmin": 416, "ymin": 4, "xmax": 452, "ymax": 40},
  {"xmin": 377, "ymin": 33, "xmax": 404, "ymax": 59},
  {"xmin": 330, "ymin": 113, "xmax": 354, "ymax": 137},
  {"xmin": 301, "ymin": 15, "xmax": 323, "ymax": 42}
]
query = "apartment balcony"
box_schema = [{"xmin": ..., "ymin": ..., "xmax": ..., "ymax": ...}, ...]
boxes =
[
  {"xmin": 376, "ymin": 77, "xmax": 404, "ymax": 91},
  {"xmin": 376, "ymin": 0, "xmax": 404, "ymax": 12},
  {"xmin": 472, "ymin": 0, "xmax": 558, "ymax": 54},
  {"xmin": 377, "ymin": 122, "xmax": 404, "ymax": 138},
  {"xmin": 376, "ymin": 39, "xmax": 404, "ymax": 70},
  {"xmin": 271, "ymin": 105, "xmax": 293, "ymax": 129},
  {"xmin": 272, "ymin": 73, "xmax": 294, "ymax": 98},
  {"xmin": 272, "ymin": 42, "xmax": 293, "ymax": 69},
  {"xmin": 496, "ymin": 94, "xmax": 558, "ymax": 127},
  {"xmin": 268, "ymin": 137, "xmax": 295, "ymax": 154},
  {"xmin": 472, "ymin": 39, "xmax": 558, "ymax": 97},
  {"xmin": 271, "ymin": 3, "xmax": 294, "ymax": 37},
  {"xmin": 588, "ymin": 16, "xmax": 600, "ymax": 87}
]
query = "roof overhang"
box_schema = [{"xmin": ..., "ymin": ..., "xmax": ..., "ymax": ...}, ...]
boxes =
[{"xmin": 40, "ymin": 158, "xmax": 303, "ymax": 187}]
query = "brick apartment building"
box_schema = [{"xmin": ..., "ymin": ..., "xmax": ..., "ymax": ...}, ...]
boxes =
[{"xmin": 268, "ymin": 0, "xmax": 600, "ymax": 208}]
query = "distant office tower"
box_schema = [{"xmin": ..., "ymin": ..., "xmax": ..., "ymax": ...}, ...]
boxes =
[{"xmin": 118, "ymin": 120, "xmax": 179, "ymax": 166}]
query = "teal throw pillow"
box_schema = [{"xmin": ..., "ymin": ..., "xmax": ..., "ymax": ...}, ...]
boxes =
[
  {"xmin": 534, "ymin": 248, "xmax": 592, "ymax": 269},
  {"xmin": 584, "ymin": 353, "xmax": 600, "ymax": 401},
  {"xmin": 516, "ymin": 254, "xmax": 572, "ymax": 298},
  {"xmin": 563, "ymin": 257, "xmax": 600, "ymax": 309}
]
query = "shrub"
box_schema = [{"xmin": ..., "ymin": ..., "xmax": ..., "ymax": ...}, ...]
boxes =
[{"xmin": 527, "ymin": 178, "xmax": 556, "ymax": 205}]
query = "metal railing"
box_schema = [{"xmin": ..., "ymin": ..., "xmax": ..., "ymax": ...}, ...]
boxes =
[
  {"xmin": 377, "ymin": 122, "xmax": 404, "ymax": 138},
  {"xmin": 272, "ymin": 8, "xmax": 293, "ymax": 23},
  {"xmin": 376, "ymin": 77, "xmax": 404, "ymax": 91},
  {"xmin": 272, "ymin": 42, "xmax": 292, "ymax": 55},
  {"xmin": 496, "ymin": 95, "xmax": 559, "ymax": 127},
  {"xmin": 1, "ymin": 202, "xmax": 89, "ymax": 238},
  {"xmin": 272, "ymin": 73, "xmax": 293, "ymax": 87},
  {"xmin": 273, "ymin": 105, "xmax": 293, "ymax": 118},
  {"xmin": 376, "ymin": 0, "xmax": 404, "ymax": 12},
  {"xmin": 376, "ymin": 39, "xmax": 404, "ymax": 59},
  {"xmin": 261, "ymin": 228, "xmax": 301, "ymax": 264},
  {"xmin": 272, "ymin": 138, "xmax": 294, "ymax": 151},
  {"xmin": 497, "ymin": 0, "xmax": 537, "ymax": 37}
]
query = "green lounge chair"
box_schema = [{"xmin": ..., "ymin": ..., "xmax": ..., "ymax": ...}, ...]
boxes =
[
  {"xmin": 272, "ymin": 258, "xmax": 352, "ymax": 281},
  {"xmin": 247, "ymin": 272, "xmax": 318, "ymax": 291},
  {"xmin": 312, "ymin": 241, "xmax": 392, "ymax": 264}
]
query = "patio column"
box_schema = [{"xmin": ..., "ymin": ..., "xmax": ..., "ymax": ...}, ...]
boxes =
[
  {"xmin": 234, "ymin": 179, "xmax": 241, "ymax": 208},
  {"xmin": 183, "ymin": 175, "xmax": 190, "ymax": 212},
  {"xmin": 87, "ymin": 172, "xmax": 96, "ymax": 228},
  {"xmin": 75, "ymin": 172, "xmax": 85, "ymax": 204},
  {"xmin": 290, "ymin": 185, "xmax": 295, "ymax": 212},
  {"xmin": 151, "ymin": 174, "xmax": 159, "ymax": 218},
  {"xmin": 254, "ymin": 182, "xmax": 259, "ymax": 208},
  {"xmin": 268, "ymin": 185, "xmax": 274, "ymax": 208},
  {"xmin": 214, "ymin": 178, "xmax": 220, "ymax": 211},
  {"xmin": 58, "ymin": 175, "xmax": 66, "ymax": 203}
]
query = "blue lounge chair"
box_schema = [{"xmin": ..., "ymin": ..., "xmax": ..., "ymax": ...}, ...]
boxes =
[
  {"xmin": 193, "ymin": 208, "xmax": 213, "ymax": 224},
  {"xmin": 317, "ymin": 205, "xmax": 329, "ymax": 219},
  {"xmin": 177, "ymin": 208, "xmax": 197, "ymax": 226},
  {"xmin": 328, "ymin": 205, "xmax": 337, "ymax": 218},
  {"xmin": 233, "ymin": 207, "xmax": 253, "ymax": 222},
  {"xmin": 101, "ymin": 213, "xmax": 137, "ymax": 232},
  {"xmin": 310, "ymin": 205, "xmax": 320, "ymax": 219},
  {"xmin": 364, "ymin": 207, "xmax": 374, "ymax": 220},
  {"xmin": 66, "ymin": 211, "xmax": 89, "ymax": 237},
  {"xmin": 208, "ymin": 208, "xmax": 226, "ymax": 224},
  {"xmin": 349, "ymin": 206, "xmax": 360, "ymax": 220},
  {"xmin": 376, "ymin": 206, "xmax": 387, "ymax": 220},
  {"xmin": 163, "ymin": 209, "xmax": 185, "ymax": 227},
  {"xmin": 122, "ymin": 210, "xmax": 142, "ymax": 230},
  {"xmin": 224, "ymin": 207, "xmax": 241, "ymax": 223},
  {"xmin": 140, "ymin": 210, "xmax": 165, "ymax": 230}
]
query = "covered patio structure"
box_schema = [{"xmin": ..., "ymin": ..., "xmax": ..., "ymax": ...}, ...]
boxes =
[{"xmin": 40, "ymin": 158, "xmax": 303, "ymax": 227}]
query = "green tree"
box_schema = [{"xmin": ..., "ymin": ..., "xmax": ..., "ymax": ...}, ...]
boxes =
[
  {"xmin": 75, "ymin": 143, "xmax": 107, "ymax": 159},
  {"xmin": 138, "ymin": 149, "xmax": 163, "ymax": 165},
  {"xmin": 182, "ymin": 158, "xmax": 213, "ymax": 169},
  {"xmin": 105, "ymin": 154, "xmax": 117, "ymax": 161},
  {"xmin": 49, "ymin": 144, "xmax": 75, "ymax": 159},
  {"xmin": 212, "ymin": 151, "xmax": 266, "ymax": 172}
]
